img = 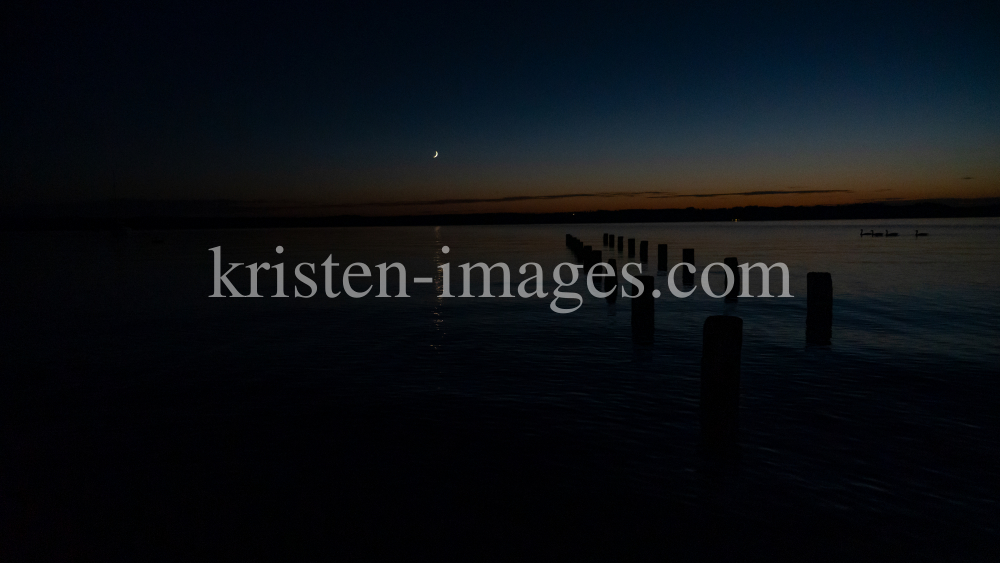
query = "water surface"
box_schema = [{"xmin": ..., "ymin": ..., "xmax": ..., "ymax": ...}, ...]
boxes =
[{"xmin": 2, "ymin": 218, "xmax": 998, "ymax": 559}]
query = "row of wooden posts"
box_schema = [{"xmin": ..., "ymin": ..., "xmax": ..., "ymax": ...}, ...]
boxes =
[{"xmin": 566, "ymin": 232, "xmax": 834, "ymax": 455}]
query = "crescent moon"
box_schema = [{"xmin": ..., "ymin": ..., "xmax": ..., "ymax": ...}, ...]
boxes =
[{"xmin": 433, "ymin": 151, "xmax": 438, "ymax": 158}]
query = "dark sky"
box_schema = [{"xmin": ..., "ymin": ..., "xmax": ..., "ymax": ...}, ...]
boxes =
[{"xmin": 4, "ymin": 1, "xmax": 999, "ymax": 215}]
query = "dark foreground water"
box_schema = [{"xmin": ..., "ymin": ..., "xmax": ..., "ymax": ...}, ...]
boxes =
[{"xmin": 2, "ymin": 218, "xmax": 998, "ymax": 560}]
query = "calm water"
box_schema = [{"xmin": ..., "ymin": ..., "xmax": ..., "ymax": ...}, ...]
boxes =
[{"xmin": 2, "ymin": 218, "xmax": 999, "ymax": 559}]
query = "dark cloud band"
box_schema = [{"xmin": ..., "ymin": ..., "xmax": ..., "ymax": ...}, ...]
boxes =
[
  {"xmin": 326, "ymin": 188, "xmax": 852, "ymax": 208},
  {"xmin": 321, "ymin": 191, "xmax": 677, "ymax": 209},
  {"xmin": 649, "ymin": 189, "xmax": 853, "ymax": 199}
]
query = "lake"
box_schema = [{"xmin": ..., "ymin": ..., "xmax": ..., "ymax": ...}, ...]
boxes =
[{"xmin": 1, "ymin": 217, "xmax": 998, "ymax": 559}]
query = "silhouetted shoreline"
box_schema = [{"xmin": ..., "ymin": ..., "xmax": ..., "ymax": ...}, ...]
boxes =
[{"xmin": 3, "ymin": 201, "xmax": 998, "ymax": 231}]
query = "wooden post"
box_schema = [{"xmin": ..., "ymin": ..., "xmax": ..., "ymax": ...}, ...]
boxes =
[
  {"xmin": 806, "ymin": 272, "xmax": 833, "ymax": 344},
  {"xmin": 604, "ymin": 258, "xmax": 618, "ymax": 303},
  {"xmin": 700, "ymin": 315, "xmax": 743, "ymax": 451},
  {"xmin": 723, "ymin": 257, "xmax": 739, "ymax": 303},
  {"xmin": 631, "ymin": 275, "xmax": 654, "ymax": 342},
  {"xmin": 657, "ymin": 244, "xmax": 668, "ymax": 271},
  {"xmin": 639, "ymin": 240, "xmax": 649, "ymax": 261},
  {"xmin": 682, "ymin": 248, "xmax": 695, "ymax": 285},
  {"xmin": 628, "ymin": 238, "xmax": 636, "ymax": 257}
]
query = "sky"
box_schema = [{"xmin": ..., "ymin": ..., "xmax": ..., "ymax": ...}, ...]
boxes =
[{"xmin": 3, "ymin": 1, "xmax": 999, "ymax": 216}]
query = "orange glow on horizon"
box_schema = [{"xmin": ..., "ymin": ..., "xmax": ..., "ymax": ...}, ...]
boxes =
[{"xmin": 311, "ymin": 181, "xmax": 999, "ymax": 217}]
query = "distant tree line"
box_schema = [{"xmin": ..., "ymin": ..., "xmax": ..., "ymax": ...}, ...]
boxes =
[{"xmin": 4, "ymin": 201, "xmax": 998, "ymax": 231}]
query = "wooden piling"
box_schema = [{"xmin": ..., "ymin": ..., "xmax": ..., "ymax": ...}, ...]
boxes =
[
  {"xmin": 657, "ymin": 244, "xmax": 668, "ymax": 271},
  {"xmin": 682, "ymin": 248, "xmax": 695, "ymax": 285},
  {"xmin": 631, "ymin": 274, "xmax": 655, "ymax": 340},
  {"xmin": 723, "ymin": 257, "xmax": 740, "ymax": 302},
  {"xmin": 700, "ymin": 315, "xmax": 743, "ymax": 451},
  {"xmin": 806, "ymin": 272, "xmax": 833, "ymax": 344},
  {"xmin": 617, "ymin": 236, "xmax": 624, "ymax": 251},
  {"xmin": 604, "ymin": 258, "xmax": 618, "ymax": 303},
  {"xmin": 639, "ymin": 240, "xmax": 648, "ymax": 261},
  {"xmin": 628, "ymin": 238, "xmax": 636, "ymax": 257}
]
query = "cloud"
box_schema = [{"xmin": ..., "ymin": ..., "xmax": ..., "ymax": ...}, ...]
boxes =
[
  {"xmin": 318, "ymin": 191, "xmax": 678, "ymax": 208},
  {"xmin": 312, "ymin": 188, "xmax": 853, "ymax": 208},
  {"xmin": 648, "ymin": 188, "xmax": 852, "ymax": 199},
  {"xmin": 962, "ymin": 176, "xmax": 974, "ymax": 180},
  {"xmin": 858, "ymin": 196, "xmax": 904, "ymax": 202}
]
